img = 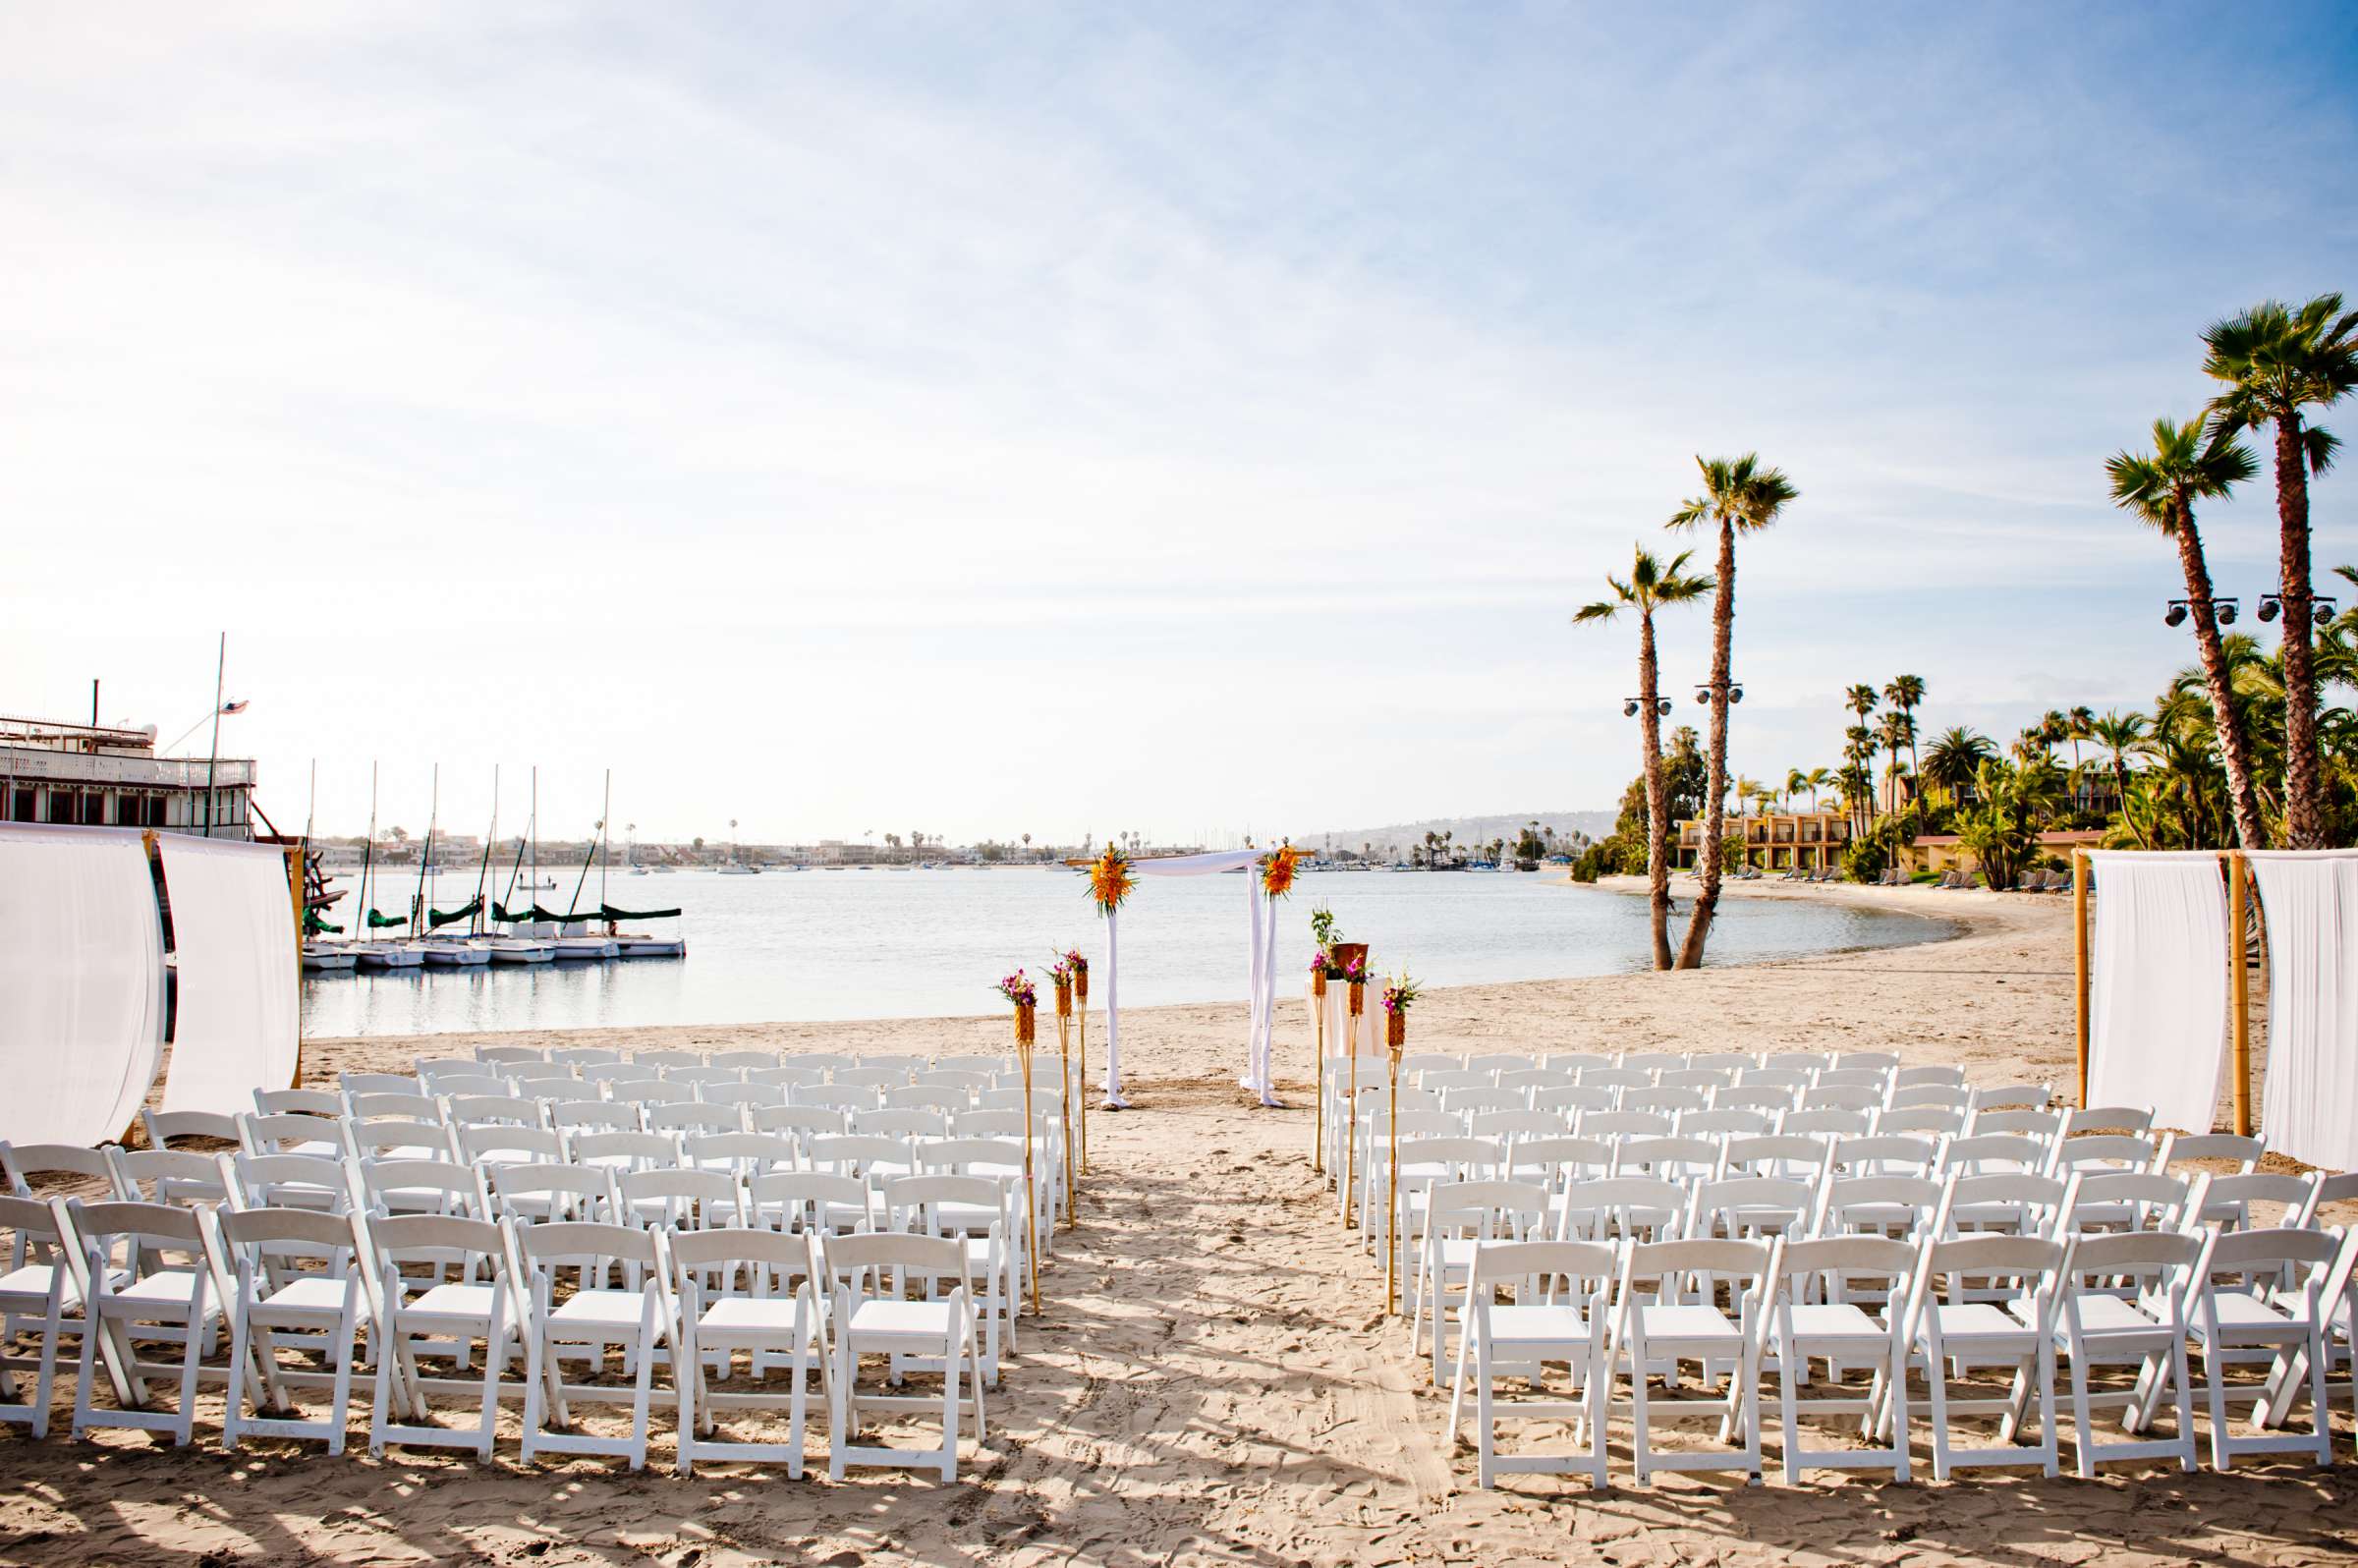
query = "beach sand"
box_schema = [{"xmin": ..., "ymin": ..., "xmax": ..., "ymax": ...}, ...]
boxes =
[{"xmin": 5, "ymin": 877, "xmax": 2352, "ymax": 1566}]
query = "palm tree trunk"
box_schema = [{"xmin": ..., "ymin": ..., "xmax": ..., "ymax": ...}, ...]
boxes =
[
  {"xmin": 2274, "ymin": 416, "xmax": 2326, "ymax": 847},
  {"xmin": 2174, "ymin": 504, "xmax": 2268, "ymax": 850},
  {"xmin": 1638, "ymin": 612, "xmax": 1672, "ymax": 970},
  {"xmin": 1676, "ymin": 520, "xmax": 1736, "ymax": 969}
]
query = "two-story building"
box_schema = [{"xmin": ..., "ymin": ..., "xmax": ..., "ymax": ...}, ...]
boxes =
[
  {"xmin": 1674, "ymin": 810, "xmax": 1852, "ymax": 871},
  {"xmin": 0, "ymin": 713, "xmax": 257, "ymax": 839}
]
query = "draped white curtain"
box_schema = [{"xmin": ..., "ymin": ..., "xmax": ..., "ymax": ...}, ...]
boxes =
[
  {"xmin": 2087, "ymin": 850, "xmax": 2229, "ymax": 1135},
  {"xmin": 1097, "ymin": 848, "xmax": 1274, "ymax": 1108},
  {"xmin": 0, "ymin": 823, "xmax": 167, "ymax": 1147},
  {"xmin": 158, "ymin": 836, "xmax": 300, "ymax": 1116},
  {"xmin": 2247, "ymin": 850, "xmax": 2358, "ymax": 1173}
]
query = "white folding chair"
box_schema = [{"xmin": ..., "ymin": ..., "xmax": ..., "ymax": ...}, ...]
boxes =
[
  {"xmin": 2051, "ymin": 1230, "xmax": 2203, "ymax": 1476},
  {"xmin": 361, "ymin": 1212, "xmax": 523, "ymax": 1459},
  {"xmin": 1410, "ymin": 1180, "xmax": 1549, "ymax": 1385},
  {"xmin": 1444, "ymin": 1238, "xmax": 1615, "ymax": 1489},
  {"xmin": 1607, "ymin": 1237, "xmax": 1772, "ymax": 1484},
  {"xmin": 886, "ymin": 1174, "xmax": 1018, "ymax": 1381},
  {"xmin": 2187, "ymin": 1226, "xmax": 2348, "ymax": 1470},
  {"xmin": 216, "ymin": 1205, "xmax": 367, "ymax": 1453},
  {"xmin": 1762, "ymin": 1235, "xmax": 1916, "ymax": 1484},
  {"xmin": 140, "ymin": 1108, "xmax": 239, "ymax": 1148},
  {"xmin": 822, "ymin": 1230, "xmax": 985, "ymax": 1482},
  {"xmin": 67, "ymin": 1199, "xmax": 230, "ymax": 1446},
  {"xmin": 1894, "ymin": 1233, "xmax": 2065, "ymax": 1479},
  {"xmin": 0, "ymin": 1195, "xmax": 86, "ymax": 1437},
  {"xmin": 514, "ymin": 1220, "xmax": 676, "ymax": 1471}
]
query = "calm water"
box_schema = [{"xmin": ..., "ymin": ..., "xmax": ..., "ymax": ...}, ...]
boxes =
[{"xmin": 301, "ymin": 868, "xmax": 1954, "ymax": 1039}]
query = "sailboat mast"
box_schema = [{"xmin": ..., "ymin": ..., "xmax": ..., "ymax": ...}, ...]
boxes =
[
  {"xmin": 472, "ymin": 765, "xmax": 497, "ymax": 937},
  {"xmin": 361, "ymin": 762, "xmax": 377, "ymax": 946},
  {"xmin": 531, "ymin": 766, "xmax": 538, "ymax": 926},
  {"xmin": 601, "ymin": 769, "xmax": 611, "ymax": 911},
  {"xmin": 417, "ymin": 764, "xmax": 438, "ymax": 934}
]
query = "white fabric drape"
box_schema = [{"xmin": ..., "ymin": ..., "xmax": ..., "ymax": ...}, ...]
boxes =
[
  {"xmin": 1242, "ymin": 874, "xmax": 1265, "ymax": 1095},
  {"xmin": 2247, "ymin": 850, "xmax": 2358, "ymax": 1173},
  {"xmin": 158, "ymin": 836, "xmax": 300, "ymax": 1115},
  {"xmin": 2087, "ymin": 850, "xmax": 2229, "ymax": 1135},
  {"xmin": 0, "ymin": 823, "xmax": 166, "ymax": 1147},
  {"xmin": 1257, "ymin": 888, "xmax": 1281, "ymax": 1105}
]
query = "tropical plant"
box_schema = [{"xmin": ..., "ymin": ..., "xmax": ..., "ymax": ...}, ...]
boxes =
[
  {"xmin": 2204, "ymin": 294, "xmax": 2357, "ymax": 847},
  {"xmin": 1576, "ymin": 545, "xmax": 1712, "ymax": 969},
  {"xmin": 1920, "ymin": 726, "xmax": 1995, "ymax": 798},
  {"xmin": 1954, "ymin": 757, "xmax": 2063, "ymax": 890},
  {"xmin": 1797, "ymin": 766, "xmax": 1832, "ymax": 812},
  {"xmin": 1666, "ymin": 453, "xmax": 1798, "ymax": 968},
  {"xmin": 1883, "ymin": 675, "xmax": 1927, "ymax": 777},
  {"xmin": 2106, "ymin": 413, "xmax": 2268, "ymax": 848}
]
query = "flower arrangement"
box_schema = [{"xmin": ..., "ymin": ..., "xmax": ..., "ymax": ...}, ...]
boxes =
[
  {"xmin": 997, "ymin": 968, "xmax": 1038, "ymax": 1045},
  {"xmin": 1065, "ymin": 946, "xmax": 1089, "ymax": 1003},
  {"xmin": 1382, "ymin": 970, "xmax": 1420, "ymax": 1052},
  {"xmin": 1089, "ymin": 843, "xmax": 1134, "ymax": 916},
  {"xmin": 1047, "ymin": 951, "xmax": 1076, "ymax": 1016},
  {"xmin": 1262, "ymin": 843, "xmax": 1301, "ymax": 900},
  {"xmin": 1343, "ymin": 947, "xmax": 1371, "ymax": 1015}
]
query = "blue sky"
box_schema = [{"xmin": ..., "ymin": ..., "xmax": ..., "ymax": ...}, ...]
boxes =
[{"xmin": 3, "ymin": 4, "xmax": 2353, "ymax": 844}]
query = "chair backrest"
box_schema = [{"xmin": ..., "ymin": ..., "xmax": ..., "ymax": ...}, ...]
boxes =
[
  {"xmin": 1971, "ymin": 1083, "xmax": 2052, "ymax": 1111},
  {"xmin": 2071, "ymin": 1170, "xmax": 2205, "ymax": 1233},
  {"xmin": 1542, "ymin": 1051, "xmax": 1613, "ymax": 1075},
  {"xmin": 1612, "ymin": 1136, "xmax": 1720, "ymax": 1181},
  {"xmin": 347, "ymin": 1091, "xmax": 441, "ymax": 1123},
  {"xmin": 1760, "ymin": 1052, "xmax": 1833, "ymax": 1077},
  {"xmin": 453, "ymin": 1123, "xmax": 565, "ymax": 1165},
  {"xmin": 568, "ymin": 1129, "xmax": 683, "ymax": 1172},
  {"xmin": 1466, "ymin": 1052, "xmax": 1535, "ymax": 1075},
  {"xmin": 1815, "ymin": 1067, "xmax": 1894, "ymax": 1092},
  {"xmin": 1559, "ymin": 1177, "xmax": 1692, "ymax": 1241},
  {"xmin": 425, "ymin": 1075, "xmax": 511, "ymax": 1100},
  {"xmin": 1938, "ymin": 1133, "xmax": 2048, "ymax": 1175},
  {"xmin": 1425, "ymin": 1179, "xmax": 1549, "ymax": 1238},
  {"xmin": 1580, "ymin": 1068, "xmax": 1652, "ymax": 1092},
  {"xmin": 950, "ymin": 1109, "xmax": 1027, "ymax": 1140},
  {"xmin": 2066, "ymin": 1104, "xmax": 2154, "ymax": 1135},
  {"xmin": 549, "ymin": 1046, "xmax": 625, "ymax": 1066},
  {"xmin": 1532, "ymin": 1085, "xmax": 1615, "ymax": 1117},
  {"xmin": 237, "ymin": 1112, "xmax": 346, "ymax": 1158},
  {"xmin": 550, "ymin": 1100, "xmax": 637, "ymax": 1133},
  {"xmin": 1619, "ymin": 1052, "xmax": 1686, "ymax": 1074},
  {"xmin": 216, "ymin": 1203, "xmax": 361, "ymax": 1263},
  {"xmin": 1779, "ymin": 1107, "xmax": 1873, "ymax": 1139},
  {"xmin": 747, "ymin": 1064, "xmax": 826, "ymax": 1089},
  {"xmin": 580, "ymin": 1061, "xmax": 642, "ymax": 1083},
  {"xmin": 1720, "ymin": 1134, "xmax": 1828, "ymax": 1180},
  {"xmin": 227, "ymin": 1151, "xmax": 351, "ymax": 1211},
  {"xmin": 885, "ymin": 1174, "xmax": 1011, "ymax": 1235},
  {"xmin": 1920, "ymin": 1233, "xmax": 2065, "ymax": 1294},
  {"xmin": 859, "ymin": 1108, "xmax": 951, "ymax": 1140},
  {"xmin": 1774, "ymin": 1233, "xmax": 1917, "ymax": 1299},
  {"xmin": 1690, "ymin": 1176, "xmax": 1817, "ymax": 1239},
  {"xmin": 754, "ymin": 1105, "xmax": 853, "ymax": 1140},
  {"xmin": 666, "ymin": 1066, "xmax": 743, "ymax": 1090},
  {"xmin": 1886, "ymin": 1082, "xmax": 1972, "ymax": 1111},
  {"xmin": 2049, "ymin": 1132, "xmax": 2159, "ymax": 1176},
  {"xmin": 2200, "ymin": 1225, "xmax": 2345, "ymax": 1288},
  {"xmin": 2061, "ymin": 1228, "xmax": 2204, "ymax": 1298},
  {"xmin": 0, "ymin": 1141, "xmax": 116, "ymax": 1195},
  {"xmin": 1504, "ymin": 1136, "xmax": 1613, "ymax": 1181},
  {"xmin": 514, "ymin": 1219, "xmax": 662, "ymax": 1287},
  {"xmin": 445, "ymin": 1092, "xmax": 543, "ymax": 1128},
  {"xmin": 1624, "ymin": 1087, "xmax": 1710, "ymax": 1115},
  {"xmin": 1833, "ymin": 1051, "xmax": 1899, "ymax": 1074},
  {"xmin": 1469, "ymin": 1110, "xmax": 1559, "ymax": 1143},
  {"xmin": 618, "ymin": 1167, "xmax": 739, "ymax": 1228},
  {"xmin": 1579, "ymin": 1110, "xmax": 1673, "ymax": 1139},
  {"xmin": 366, "ymin": 1211, "xmax": 510, "ymax": 1296},
  {"xmin": 257, "ymin": 1087, "xmax": 349, "ymax": 1119},
  {"xmin": 1815, "ymin": 1174, "xmax": 1943, "ymax": 1238},
  {"xmin": 1393, "ymin": 1137, "xmax": 1501, "ymax": 1178},
  {"xmin": 68, "ymin": 1196, "xmax": 207, "ymax": 1255},
  {"xmin": 1741, "ymin": 1068, "xmax": 1816, "ymax": 1094},
  {"xmin": 1877, "ymin": 1105, "xmax": 1966, "ymax": 1138},
  {"xmin": 333, "ymin": 1073, "xmax": 414, "ymax": 1097},
  {"xmin": 705, "ymin": 1050, "xmax": 777, "ymax": 1071},
  {"xmin": 357, "ymin": 1157, "xmax": 487, "ymax": 1216},
  {"xmin": 1681, "ymin": 1108, "xmax": 1772, "ymax": 1139},
  {"xmin": 1935, "ymin": 1171, "xmax": 2078, "ymax": 1238},
  {"xmin": 2154, "ymin": 1132, "xmax": 2262, "ymax": 1175},
  {"xmin": 1464, "ymin": 1237, "xmax": 1619, "ymax": 1293},
  {"xmin": 823, "ymin": 1229, "xmax": 969, "ymax": 1291},
  {"xmin": 2206, "ymin": 1172, "xmax": 2321, "ymax": 1228},
  {"xmin": 1657, "ymin": 1068, "xmax": 1734, "ymax": 1092},
  {"xmin": 807, "ymin": 1135, "xmax": 913, "ymax": 1176},
  {"xmin": 485, "ymin": 1162, "xmax": 618, "ymax": 1220},
  {"xmin": 1622, "ymin": 1236, "xmax": 1772, "ymax": 1296},
  {"xmin": 633, "ymin": 1049, "xmax": 705, "ymax": 1071},
  {"xmin": 645, "ymin": 1102, "xmax": 745, "ymax": 1136},
  {"xmin": 140, "ymin": 1108, "xmax": 239, "ymax": 1148},
  {"xmin": 476, "ymin": 1044, "xmax": 546, "ymax": 1065},
  {"xmin": 1802, "ymin": 1084, "xmax": 1881, "ymax": 1112},
  {"xmin": 1892, "ymin": 1064, "xmax": 1965, "ymax": 1089},
  {"xmin": 609, "ymin": 1079, "xmax": 696, "ymax": 1106},
  {"xmin": 702, "ymin": 1081, "xmax": 787, "ymax": 1110},
  {"xmin": 1715, "ymin": 1086, "xmax": 1799, "ymax": 1114},
  {"xmin": 749, "ymin": 1170, "xmax": 875, "ymax": 1231},
  {"xmin": 346, "ymin": 1119, "xmax": 459, "ymax": 1161},
  {"xmin": 835, "ymin": 1066, "xmax": 905, "ymax": 1091},
  {"xmin": 798, "ymin": 1087, "xmax": 883, "ymax": 1114},
  {"xmin": 1686, "ymin": 1052, "xmax": 1756, "ymax": 1075},
  {"xmin": 683, "ymin": 1132, "xmax": 799, "ymax": 1174},
  {"xmin": 105, "ymin": 1148, "xmax": 227, "ymax": 1206}
]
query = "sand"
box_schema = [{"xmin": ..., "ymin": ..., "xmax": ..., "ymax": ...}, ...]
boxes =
[{"xmin": 5, "ymin": 876, "xmax": 2353, "ymax": 1567}]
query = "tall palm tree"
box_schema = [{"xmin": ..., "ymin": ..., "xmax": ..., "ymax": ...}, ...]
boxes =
[
  {"xmin": 1874, "ymin": 710, "xmax": 1910, "ymax": 812},
  {"xmin": 2106, "ymin": 413, "xmax": 2268, "ymax": 849},
  {"xmin": 2204, "ymin": 296, "xmax": 2356, "ymax": 847},
  {"xmin": 1883, "ymin": 675, "xmax": 1927, "ymax": 777},
  {"xmin": 1665, "ymin": 453, "xmax": 1798, "ymax": 967},
  {"xmin": 1799, "ymin": 766, "xmax": 1832, "ymax": 812},
  {"xmin": 1575, "ymin": 549, "xmax": 1707, "ymax": 967},
  {"xmin": 2088, "ymin": 710, "xmax": 2149, "ymax": 841},
  {"xmin": 1921, "ymin": 726, "xmax": 1996, "ymax": 798},
  {"xmin": 1845, "ymin": 684, "xmax": 1880, "ymax": 726}
]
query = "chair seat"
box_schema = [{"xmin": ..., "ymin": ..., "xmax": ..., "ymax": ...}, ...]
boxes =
[
  {"xmin": 1487, "ymin": 1304, "xmax": 1594, "ymax": 1345},
  {"xmin": 2068, "ymin": 1295, "xmax": 2169, "ymax": 1337},
  {"xmin": 257, "ymin": 1276, "xmax": 354, "ymax": 1314},
  {"xmin": 550, "ymin": 1289, "xmax": 652, "ymax": 1332},
  {"xmin": 408, "ymin": 1282, "xmax": 502, "ymax": 1320},
  {"xmin": 846, "ymin": 1299, "xmax": 956, "ymax": 1341},
  {"xmin": 2196, "ymin": 1292, "xmax": 2314, "ymax": 1339},
  {"xmin": 0, "ymin": 1263, "xmax": 74, "ymax": 1308},
  {"xmin": 1773, "ymin": 1302, "xmax": 1889, "ymax": 1347},
  {"xmin": 1634, "ymin": 1304, "xmax": 1742, "ymax": 1343},
  {"xmin": 115, "ymin": 1270, "xmax": 207, "ymax": 1311},
  {"xmin": 701, "ymin": 1296, "xmax": 815, "ymax": 1337},
  {"xmin": 1927, "ymin": 1302, "xmax": 2039, "ymax": 1346}
]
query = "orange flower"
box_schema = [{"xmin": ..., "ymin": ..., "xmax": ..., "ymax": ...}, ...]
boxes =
[
  {"xmin": 1089, "ymin": 844, "xmax": 1135, "ymax": 914},
  {"xmin": 1262, "ymin": 843, "xmax": 1300, "ymax": 900}
]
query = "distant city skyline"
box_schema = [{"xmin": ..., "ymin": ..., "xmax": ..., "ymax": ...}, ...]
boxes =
[{"xmin": 4, "ymin": 5, "xmax": 2352, "ymax": 844}]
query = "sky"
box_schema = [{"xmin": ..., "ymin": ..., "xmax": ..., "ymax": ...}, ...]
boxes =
[{"xmin": 4, "ymin": 3, "xmax": 2355, "ymax": 847}]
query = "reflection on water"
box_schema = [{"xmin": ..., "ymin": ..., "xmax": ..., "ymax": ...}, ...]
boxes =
[{"xmin": 304, "ymin": 868, "xmax": 1954, "ymax": 1038}]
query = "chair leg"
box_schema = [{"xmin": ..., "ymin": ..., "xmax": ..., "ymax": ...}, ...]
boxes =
[
  {"xmin": 327, "ymin": 1305, "xmax": 357, "ymax": 1458},
  {"xmin": 224, "ymin": 1307, "xmax": 253, "ymax": 1453},
  {"xmin": 1628, "ymin": 1332, "xmax": 1653, "ymax": 1486},
  {"xmin": 786, "ymin": 1342, "xmax": 809, "ymax": 1482},
  {"xmin": 2068, "ymin": 1346, "xmax": 2097, "ymax": 1479},
  {"xmin": 938, "ymin": 1337, "xmax": 961, "ymax": 1483},
  {"xmin": 2204, "ymin": 1340, "xmax": 2232, "ymax": 1471},
  {"xmin": 1777, "ymin": 1342, "xmax": 1801, "ymax": 1485},
  {"xmin": 476, "ymin": 1330, "xmax": 502, "ymax": 1461},
  {"xmin": 673, "ymin": 1318, "xmax": 700, "ymax": 1477}
]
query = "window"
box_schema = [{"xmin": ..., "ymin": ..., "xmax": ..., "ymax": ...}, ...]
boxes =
[
  {"xmin": 148, "ymin": 796, "xmax": 167, "ymax": 827},
  {"xmin": 82, "ymin": 791, "xmax": 105, "ymax": 825},
  {"xmin": 8, "ymin": 788, "xmax": 29, "ymax": 823},
  {"xmin": 47, "ymin": 790, "xmax": 77, "ymax": 824}
]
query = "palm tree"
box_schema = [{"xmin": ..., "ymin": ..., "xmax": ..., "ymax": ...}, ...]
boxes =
[
  {"xmin": 2106, "ymin": 413, "xmax": 2268, "ymax": 849},
  {"xmin": 2088, "ymin": 710, "xmax": 2149, "ymax": 841},
  {"xmin": 1875, "ymin": 710, "xmax": 1910, "ymax": 812},
  {"xmin": 1665, "ymin": 453, "xmax": 1798, "ymax": 968},
  {"xmin": 1578, "ymin": 546, "xmax": 1712, "ymax": 968},
  {"xmin": 1845, "ymin": 684, "xmax": 1879, "ymax": 726},
  {"xmin": 2204, "ymin": 295, "xmax": 2358, "ymax": 847},
  {"xmin": 1921, "ymin": 725, "xmax": 1996, "ymax": 798},
  {"xmin": 1798, "ymin": 766, "xmax": 1831, "ymax": 812},
  {"xmin": 1883, "ymin": 675, "xmax": 1927, "ymax": 777}
]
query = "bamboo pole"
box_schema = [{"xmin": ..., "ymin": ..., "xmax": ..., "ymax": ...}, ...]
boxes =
[
  {"xmin": 1018, "ymin": 1006, "xmax": 1039, "ymax": 1313},
  {"xmin": 2072, "ymin": 849, "xmax": 2091, "ymax": 1108},
  {"xmin": 1057, "ymin": 998, "xmax": 1076, "ymax": 1226},
  {"xmin": 1383, "ymin": 1045, "xmax": 1399, "ymax": 1316},
  {"xmin": 2228, "ymin": 852, "xmax": 2252, "ymax": 1137}
]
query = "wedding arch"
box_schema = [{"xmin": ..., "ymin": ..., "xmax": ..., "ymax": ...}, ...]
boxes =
[{"xmin": 1076, "ymin": 844, "xmax": 1295, "ymax": 1109}]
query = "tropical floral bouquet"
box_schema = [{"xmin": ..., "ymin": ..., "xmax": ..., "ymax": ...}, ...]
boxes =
[
  {"xmin": 1047, "ymin": 951, "xmax": 1076, "ymax": 1015},
  {"xmin": 1308, "ymin": 907, "xmax": 1349, "ymax": 980},
  {"xmin": 1381, "ymin": 971, "xmax": 1422, "ymax": 1017},
  {"xmin": 1066, "ymin": 945, "xmax": 1090, "ymax": 1002},
  {"xmin": 996, "ymin": 969, "xmax": 1038, "ymax": 1009},
  {"xmin": 1263, "ymin": 843, "xmax": 1301, "ymax": 900},
  {"xmin": 1089, "ymin": 844, "xmax": 1134, "ymax": 915}
]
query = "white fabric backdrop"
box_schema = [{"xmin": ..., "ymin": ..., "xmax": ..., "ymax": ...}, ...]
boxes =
[
  {"xmin": 2087, "ymin": 850, "xmax": 2229, "ymax": 1135},
  {"xmin": 158, "ymin": 836, "xmax": 300, "ymax": 1116},
  {"xmin": 2247, "ymin": 850, "xmax": 2358, "ymax": 1173},
  {"xmin": 0, "ymin": 823, "xmax": 166, "ymax": 1147},
  {"xmin": 1098, "ymin": 848, "xmax": 1271, "ymax": 1107}
]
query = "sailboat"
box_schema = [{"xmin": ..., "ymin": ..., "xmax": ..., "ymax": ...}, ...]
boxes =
[
  {"xmin": 479, "ymin": 766, "xmax": 555, "ymax": 965},
  {"xmin": 415, "ymin": 765, "xmax": 489, "ymax": 967},
  {"xmin": 351, "ymin": 762, "xmax": 425, "ymax": 970},
  {"xmin": 596, "ymin": 775, "xmax": 686, "ymax": 957}
]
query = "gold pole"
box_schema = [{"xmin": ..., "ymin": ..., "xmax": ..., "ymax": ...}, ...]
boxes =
[
  {"xmin": 2229, "ymin": 851, "xmax": 2252, "ymax": 1137},
  {"xmin": 1018, "ymin": 1006, "xmax": 1039, "ymax": 1313},
  {"xmin": 1311, "ymin": 977, "xmax": 1326, "ymax": 1174},
  {"xmin": 2073, "ymin": 849, "xmax": 2091, "ymax": 1109},
  {"xmin": 1344, "ymin": 987, "xmax": 1361, "ymax": 1227},
  {"xmin": 1076, "ymin": 992, "xmax": 1090, "ymax": 1173}
]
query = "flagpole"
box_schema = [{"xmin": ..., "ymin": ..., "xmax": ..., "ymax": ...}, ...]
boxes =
[{"xmin": 203, "ymin": 632, "xmax": 225, "ymax": 837}]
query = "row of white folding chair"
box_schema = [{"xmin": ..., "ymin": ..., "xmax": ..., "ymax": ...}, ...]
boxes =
[
  {"xmin": 0, "ymin": 1192, "xmax": 991, "ymax": 1478},
  {"xmin": 377, "ymin": 1065, "xmax": 1023, "ymax": 1108},
  {"xmin": 1433, "ymin": 1200, "xmax": 2358, "ymax": 1489},
  {"xmin": 457, "ymin": 1045, "xmax": 1017, "ymax": 1084}
]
